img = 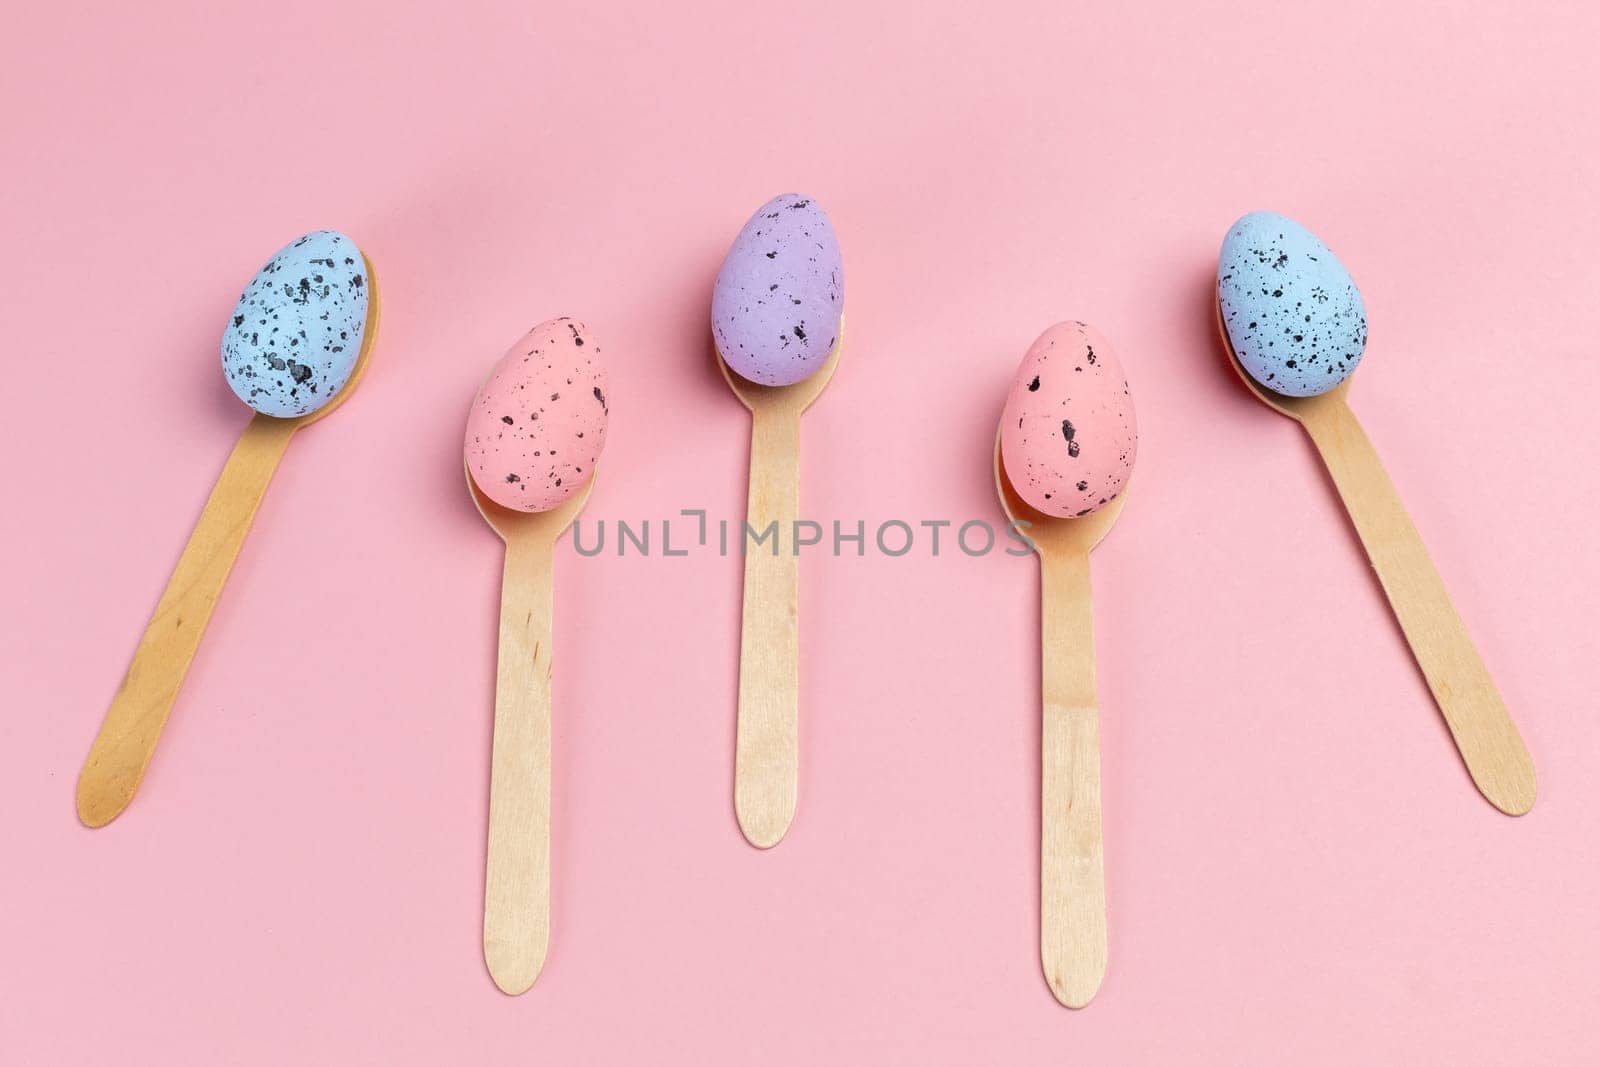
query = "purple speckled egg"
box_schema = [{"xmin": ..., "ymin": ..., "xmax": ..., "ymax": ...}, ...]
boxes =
[{"xmin": 712, "ymin": 193, "xmax": 843, "ymax": 386}]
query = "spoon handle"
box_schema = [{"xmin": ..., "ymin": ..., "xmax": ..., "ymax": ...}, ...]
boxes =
[
  {"xmin": 1301, "ymin": 397, "xmax": 1536, "ymax": 815},
  {"xmin": 483, "ymin": 529, "xmax": 556, "ymax": 995},
  {"xmin": 1038, "ymin": 546, "xmax": 1107, "ymax": 1008},
  {"xmin": 76, "ymin": 414, "xmax": 297, "ymax": 828},
  {"xmin": 733, "ymin": 405, "xmax": 802, "ymax": 848}
]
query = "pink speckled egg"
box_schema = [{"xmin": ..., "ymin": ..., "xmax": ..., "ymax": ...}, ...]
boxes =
[
  {"xmin": 1000, "ymin": 321, "xmax": 1136, "ymax": 518},
  {"xmin": 465, "ymin": 318, "xmax": 608, "ymax": 512}
]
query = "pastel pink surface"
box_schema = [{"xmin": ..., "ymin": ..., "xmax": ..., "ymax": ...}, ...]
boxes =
[
  {"xmin": 465, "ymin": 318, "xmax": 607, "ymax": 512},
  {"xmin": 3, "ymin": 2, "xmax": 1599, "ymax": 1064},
  {"xmin": 1001, "ymin": 320, "xmax": 1136, "ymax": 517}
]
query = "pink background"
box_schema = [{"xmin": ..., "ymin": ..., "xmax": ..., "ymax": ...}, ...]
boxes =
[{"xmin": 4, "ymin": 1, "xmax": 1598, "ymax": 1062}]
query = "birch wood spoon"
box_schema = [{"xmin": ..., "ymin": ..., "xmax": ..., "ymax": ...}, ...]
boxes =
[
  {"xmin": 995, "ymin": 320, "xmax": 1139, "ymax": 1009},
  {"xmin": 467, "ymin": 470, "xmax": 594, "ymax": 995},
  {"xmin": 1216, "ymin": 211, "xmax": 1535, "ymax": 816},
  {"xmin": 464, "ymin": 317, "xmax": 610, "ymax": 995},
  {"xmin": 715, "ymin": 329, "xmax": 842, "ymax": 847},
  {"xmin": 77, "ymin": 231, "xmax": 380, "ymax": 828},
  {"xmin": 996, "ymin": 440, "xmax": 1124, "ymax": 1009},
  {"xmin": 712, "ymin": 192, "xmax": 845, "ymax": 849}
]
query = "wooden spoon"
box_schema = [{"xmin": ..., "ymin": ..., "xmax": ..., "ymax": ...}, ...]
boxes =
[
  {"xmin": 994, "ymin": 424, "xmax": 1125, "ymax": 1009},
  {"xmin": 1214, "ymin": 299, "xmax": 1536, "ymax": 816},
  {"xmin": 468, "ymin": 463, "xmax": 595, "ymax": 995},
  {"xmin": 76, "ymin": 254, "xmax": 382, "ymax": 829},
  {"xmin": 715, "ymin": 322, "xmax": 844, "ymax": 848}
]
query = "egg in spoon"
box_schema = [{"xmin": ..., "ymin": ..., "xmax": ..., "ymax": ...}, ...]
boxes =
[
  {"xmin": 1216, "ymin": 211, "xmax": 1535, "ymax": 816},
  {"xmin": 995, "ymin": 320, "xmax": 1136, "ymax": 1009},
  {"xmin": 465, "ymin": 317, "xmax": 608, "ymax": 995},
  {"xmin": 77, "ymin": 230, "xmax": 379, "ymax": 828},
  {"xmin": 712, "ymin": 192, "xmax": 844, "ymax": 849}
]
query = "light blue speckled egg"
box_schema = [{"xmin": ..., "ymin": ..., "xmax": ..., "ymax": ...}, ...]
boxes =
[
  {"xmin": 221, "ymin": 231, "xmax": 369, "ymax": 417},
  {"xmin": 1217, "ymin": 212, "xmax": 1367, "ymax": 397}
]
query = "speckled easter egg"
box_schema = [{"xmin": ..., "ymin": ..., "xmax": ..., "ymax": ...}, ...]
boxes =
[
  {"xmin": 1001, "ymin": 321, "xmax": 1137, "ymax": 519},
  {"xmin": 465, "ymin": 318, "xmax": 608, "ymax": 512},
  {"xmin": 1217, "ymin": 211, "xmax": 1368, "ymax": 397},
  {"xmin": 221, "ymin": 230, "xmax": 369, "ymax": 418},
  {"xmin": 712, "ymin": 193, "xmax": 843, "ymax": 386}
]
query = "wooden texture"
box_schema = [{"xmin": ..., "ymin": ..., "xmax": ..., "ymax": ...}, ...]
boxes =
[
  {"xmin": 468, "ymin": 466, "xmax": 594, "ymax": 995},
  {"xmin": 484, "ymin": 530, "xmax": 555, "ymax": 995},
  {"xmin": 1300, "ymin": 397, "xmax": 1536, "ymax": 814},
  {"xmin": 733, "ymin": 406, "xmax": 802, "ymax": 848},
  {"xmin": 1215, "ymin": 299, "xmax": 1535, "ymax": 815},
  {"xmin": 716, "ymin": 326, "xmax": 843, "ymax": 849},
  {"xmin": 76, "ymin": 255, "xmax": 381, "ymax": 828},
  {"xmin": 76, "ymin": 417, "xmax": 296, "ymax": 827},
  {"xmin": 995, "ymin": 427, "xmax": 1126, "ymax": 1009},
  {"xmin": 1038, "ymin": 545, "xmax": 1107, "ymax": 1009}
]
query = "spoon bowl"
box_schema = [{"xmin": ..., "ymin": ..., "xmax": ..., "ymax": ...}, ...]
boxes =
[
  {"xmin": 283, "ymin": 251, "xmax": 382, "ymax": 427},
  {"xmin": 1213, "ymin": 293, "xmax": 1348, "ymax": 422},
  {"xmin": 994, "ymin": 423, "xmax": 1127, "ymax": 556},
  {"xmin": 716, "ymin": 319, "xmax": 844, "ymax": 416},
  {"xmin": 466, "ymin": 458, "xmax": 596, "ymax": 545}
]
